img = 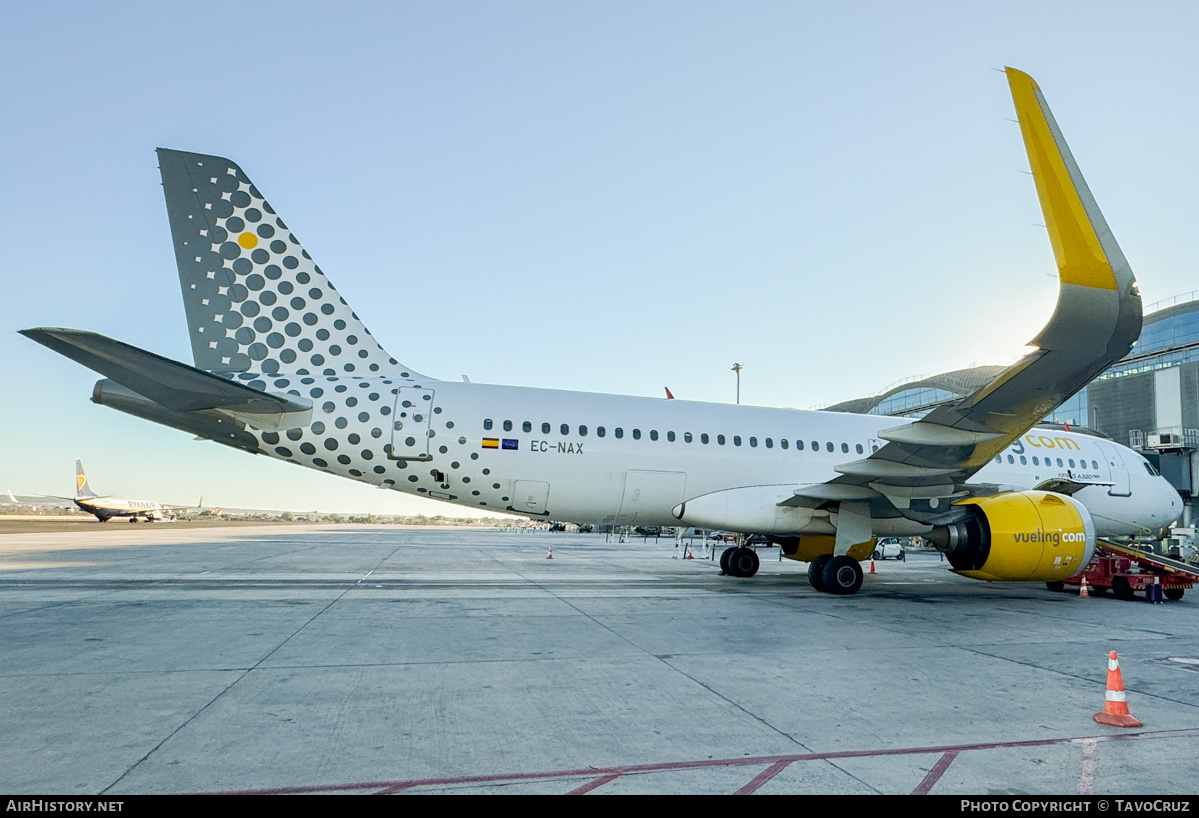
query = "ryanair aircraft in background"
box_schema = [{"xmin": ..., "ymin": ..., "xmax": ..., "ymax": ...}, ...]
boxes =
[
  {"xmin": 23, "ymin": 69, "xmax": 1181, "ymax": 593},
  {"xmin": 69, "ymin": 460, "xmax": 199, "ymax": 522}
]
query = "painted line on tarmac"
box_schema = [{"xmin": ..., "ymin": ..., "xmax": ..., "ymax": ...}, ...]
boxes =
[{"xmin": 208, "ymin": 727, "xmax": 1199, "ymax": 795}]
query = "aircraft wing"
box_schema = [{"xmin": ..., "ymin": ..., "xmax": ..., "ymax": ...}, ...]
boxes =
[
  {"xmin": 786, "ymin": 68, "xmax": 1141, "ymax": 523},
  {"xmin": 21, "ymin": 328, "xmax": 312, "ymax": 428}
]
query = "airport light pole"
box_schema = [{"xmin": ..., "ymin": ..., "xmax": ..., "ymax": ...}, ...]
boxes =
[{"xmin": 731, "ymin": 363, "xmax": 743, "ymax": 405}]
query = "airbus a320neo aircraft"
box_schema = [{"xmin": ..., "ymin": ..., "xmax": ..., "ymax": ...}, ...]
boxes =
[{"xmin": 23, "ymin": 69, "xmax": 1181, "ymax": 594}]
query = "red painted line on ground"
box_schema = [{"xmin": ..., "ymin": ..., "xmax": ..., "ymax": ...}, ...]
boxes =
[
  {"xmin": 911, "ymin": 750, "xmax": 958, "ymax": 795},
  {"xmin": 208, "ymin": 727, "xmax": 1199, "ymax": 795},
  {"xmin": 567, "ymin": 773, "xmax": 622, "ymax": 795},
  {"xmin": 734, "ymin": 759, "xmax": 793, "ymax": 795}
]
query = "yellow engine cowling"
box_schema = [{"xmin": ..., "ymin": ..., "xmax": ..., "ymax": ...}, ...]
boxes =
[{"xmin": 933, "ymin": 491, "xmax": 1096, "ymax": 582}]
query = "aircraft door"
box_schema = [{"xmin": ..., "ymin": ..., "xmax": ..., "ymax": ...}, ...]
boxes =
[
  {"xmin": 1099, "ymin": 441, "xmax": 1132, "ymax": 497},
  {"xmin": 388, "ymin": 387, "xmax": 436, "ymax": 461},
  {"xmin": 511, "ymin": 481, "xmax": 550, "ymax": 515},
  {"xmin": 616, "ymin": 470, "xmax": 687, "ymax": 524}
]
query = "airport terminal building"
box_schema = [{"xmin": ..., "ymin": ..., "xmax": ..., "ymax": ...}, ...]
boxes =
[{"xmin": 828, "ymin": 292, "xmax": 1199, "ymax": 526}]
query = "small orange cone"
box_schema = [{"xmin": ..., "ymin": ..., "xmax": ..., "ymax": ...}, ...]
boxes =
[
  {"xmin": 546, "ymin": 546, "xmax": 553, "ymax": 560},
  {"xmin": 1079, "ymin": 576, "xmax": 1090, "ymax": 598},
  {"xmin": 869, "ymin": 559, "xmax": 876, "ymax": 574},
  {"xmin": 1093, "ymin": 651, "xmax": 1143, "ymax": 728}
]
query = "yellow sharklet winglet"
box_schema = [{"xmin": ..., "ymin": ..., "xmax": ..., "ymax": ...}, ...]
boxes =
[{"xmin": 1006, "ymin": 67, "xmax": 1117, "ymax": 291}]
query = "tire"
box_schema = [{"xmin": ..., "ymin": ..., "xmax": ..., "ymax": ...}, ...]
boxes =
[
  {"xmin": 1112, "ymin": 576, "xmax": 1135, "ymax": 601},
  {"xmin": 729, "ymin": 547, "xmax": 760, "ymax": 578},
  {"xmin": 720, "ymin": 546, "xmax": 737, "ymax": 576},
  {"xmin": 1045, "ymin": 581, "xmax": 1065, "ymax": 592},
  {"xmin": 808, "ymin": 554, "xmax": 832, "ymax": 592},
  {"xmin": 1165, "ymin": 587, "xmax": 1185, "ymax": 601},
  {"xmin": 872, "ymin": 550, "xmax": 881, "ymax": 560},
  {"xmin": 822, "ymin": 555, "xmax": 864, "ymax": 596}
]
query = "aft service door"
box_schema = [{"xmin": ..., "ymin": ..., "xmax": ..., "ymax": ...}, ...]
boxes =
[{"xmin": 388, "ymin": 386, "xmax": 436, "ymax": 461}]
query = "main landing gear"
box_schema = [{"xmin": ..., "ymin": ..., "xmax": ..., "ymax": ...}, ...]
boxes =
[
  {"xmin": 807, "ymin": 554, "xmax": 863, "ymax": 595},
  {"xmin": 720, "ymin": 546, "xmax": 760, "ymax": 578}
]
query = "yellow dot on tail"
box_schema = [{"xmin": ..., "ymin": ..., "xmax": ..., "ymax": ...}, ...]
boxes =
[{"xmin": 238, "ymin": 232, "xmax": 258, "ymax": 249}]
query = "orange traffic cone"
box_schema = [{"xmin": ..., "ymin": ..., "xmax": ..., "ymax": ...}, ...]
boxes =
[
  {"xmin": 869, "ymin": 559, "xmax": 876, "ymax": 574},
  {"xmin": 1079, "ymin": 576, "xmax": 1090, "ymax": 598},
  {"xmin": 546, "ymin": 546, "xmax": 553, "ymax": 560},
  {"xmin": 1093, "ymin": 651, "xmax": 1143, "ymax": 728}
]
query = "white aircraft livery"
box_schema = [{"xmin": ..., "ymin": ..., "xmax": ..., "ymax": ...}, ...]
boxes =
[
  {"xmin": 23, "ymin": 69, "xmax": 1181, "ymax": 593},
  {"xmin": 71, "ymin": 460, "xmax": 193, "ymax": 522}
]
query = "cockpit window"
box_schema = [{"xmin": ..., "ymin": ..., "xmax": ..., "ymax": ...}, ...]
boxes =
[{"xmin": 1144, "ymin": 461, "xmax": 1161, "ymax": 477}]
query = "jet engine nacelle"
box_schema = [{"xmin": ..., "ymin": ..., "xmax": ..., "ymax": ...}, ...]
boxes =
[{"xmin": 929, "ymin": 491, "xmax": 1096, "ymax": 582}]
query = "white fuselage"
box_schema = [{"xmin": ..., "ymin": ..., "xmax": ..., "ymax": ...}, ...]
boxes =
[
  {"xmin": 75, "ymin": 496, "xmax": 166, "ymax": 521},
  {"xmin": 247, "ymin": 376, "xmax": 1181, "ymax": 537}
]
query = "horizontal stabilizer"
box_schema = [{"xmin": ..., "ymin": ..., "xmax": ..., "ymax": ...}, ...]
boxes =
[{"xmin": 22, "ymin": 328, "xmax": 311, "ymax": 423}]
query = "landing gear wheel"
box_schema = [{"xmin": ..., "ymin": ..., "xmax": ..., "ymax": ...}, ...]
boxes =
[
  {"xmin": 1045, "ymin": 581, "xmax": 1065, "ymax": 592},
  {"xmin": 1112, "ymin": 576, "xmax": 1135, "ymax": 601},
  {"xmin": 808, "ymin": 554, "xmax": 832, "ymax": 592},
  {"xmin": 1165, "ymin": 587, "xmax": 1185, "ymax": 601},
  {"xmin": 720, "ymin": 546, "xmax": 737, "ymax": 575},
  {"xmin": 727, "ymin": 547, "xmax": 760, "ymax": 578},
  {"xmin": 822, "ymin": 555, "xmax": 864, "ymax": 596}
]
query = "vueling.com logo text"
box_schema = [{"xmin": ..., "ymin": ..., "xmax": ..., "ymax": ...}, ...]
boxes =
[{"xmin": 1013, "ymin": 530, "xmax": 1086, "ymax": 544}]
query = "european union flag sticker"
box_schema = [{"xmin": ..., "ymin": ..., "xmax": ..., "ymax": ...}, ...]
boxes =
[{"xmin": 502, "ymin": 439, "xmax": 519, "ymax": 450}]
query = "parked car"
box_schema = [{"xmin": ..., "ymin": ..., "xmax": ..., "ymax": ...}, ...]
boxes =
[{"xmin": 873, "ymin": 538, "xmax": 906, "ymax": 560}]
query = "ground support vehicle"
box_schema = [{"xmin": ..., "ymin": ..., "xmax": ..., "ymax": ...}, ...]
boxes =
[{"xmin": 1048, "ymin": 541, "xmax": 1198, "ymax": 601}]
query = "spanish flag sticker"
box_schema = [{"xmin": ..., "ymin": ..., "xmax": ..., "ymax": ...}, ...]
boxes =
[{"xmin": 482, "ymin": 438, "xmax": 499, "ymax": 449}]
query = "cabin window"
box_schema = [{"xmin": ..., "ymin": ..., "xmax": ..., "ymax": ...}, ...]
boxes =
[
  {"xmin": 650, "ymin": 430, "xmax": 659, "ymax": 441},
  {"xmin": 503, "ymin": 420, "xmax": 513, "ymax": 432},
  {"xmin": 826, "ymin": 442, "xmax": 834, "ymax": 453},
  {"xmin": 1007, "ymin": 455, "xmax": 1014, "ymax": 464},
  {"xmin": 615, "ymin": 428, "xmax": 624, "ymax": 439},
  {"xmin": 1032, "ymin": 456, "xmax": 1040, "ymax": 466},
  {"xmin": 841, "ymin": 442, "xmax": 849, "ymax": 453},
  {"xmin": 717, "ymin": 435, "xmax": 726, "ymax": 445},
  {"xmin": 1069, "ymin": 459, "xmax": 1076, "ymax": 468},
  {"xmin": 542, "ymin": 422, "xmax": 551, "ymax": 434},
  {"xmin": 561, "ymin": 424, "xmax": 570, "ymax": 435},
  {"xmin": 667, "ymin": 431, "xmax": 676, "ymax": 442},
  {"xmin": 684, "ymin": 432, "xmax": 693, "ymax": 443},
  {"xmin": 579, "ymin": 425, "xmax": 588, "ymax": 436},
  {"xmin": 856, "ymin": 444, "xmax": 863, "ymax": 454},
  {"xmin": 1057, "ymin": 458, "xmax": 1064, "ymax": 467},
  {"xmin": 632, "ymin": 429, "xmax": 641, "ymax": 440},
  {"xmin": 764, "ymin": 438, "xmax": 772, "ymax": 449},
  {"xmin": 1020, "ymin": 456, "xmax": 1027, "ymax": 465},
  {"xmin": 483, "ymin": 419, "xmax": 493, "ymax": 430},
  {"xmin": 597, "ymin": 426, "xmax": 606, "ymax": 437},
  {"xmin": 701, "ymin": 433, "xmax": 710, "ymax": 444},
  {"xmin": 522, "ymin": 421, "xmax": 532, "ymax": 433},
  {"xmin": 733, "ymin": 436, "xmax": 742, "ymax": 446},
  {"xmin": 796, "ymin": 440, "xmax": 804, "ymax": 451},
  {"xmin": 812, "ymin": 441, "xmax": 819, "ymax": 451},
  {"xmin": 780, "ymin": 439, "xmax": 788, "ymax": 450}
]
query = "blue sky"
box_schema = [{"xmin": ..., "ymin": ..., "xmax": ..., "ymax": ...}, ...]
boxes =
[{"xmin": 2, "ymin": 1, "xmax": 1196, "ymax": 514}]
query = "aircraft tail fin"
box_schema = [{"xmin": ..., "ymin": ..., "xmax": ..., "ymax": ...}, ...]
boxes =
[
  {"xmin": 75, "ymin": 460, "xmax": 98, "ymax": 499},
  {"xmin": 156, "ymin": 148, "xmax": 423, "ymax": 380}
]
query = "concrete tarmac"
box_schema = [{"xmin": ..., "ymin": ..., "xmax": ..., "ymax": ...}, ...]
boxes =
[{"xmin": 1, "ymin": 525, "xmax": 1197, "ymax": 795}]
